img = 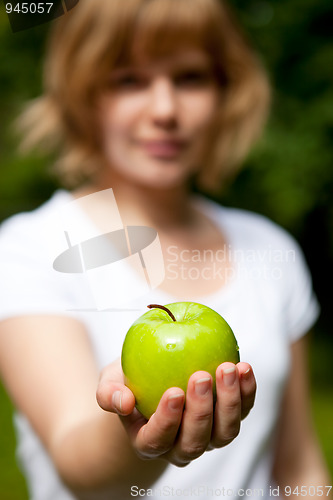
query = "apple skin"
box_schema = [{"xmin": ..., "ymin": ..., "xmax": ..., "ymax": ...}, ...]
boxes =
[{"xmin": 121, "ymin": 302, "xmax": 240, "ymax": 419}]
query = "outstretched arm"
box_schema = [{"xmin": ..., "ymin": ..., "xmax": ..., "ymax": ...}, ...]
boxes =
[
  {"xmin": 0, "ymin": 315, "xmax": 257, "ymax": 499},
  {"xmin": 0, "ymin": 316, "xmax": 168, "ymax": 499}
]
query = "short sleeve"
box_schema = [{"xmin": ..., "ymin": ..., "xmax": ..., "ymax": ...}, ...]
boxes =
[
  {"xmin": 279, "ymin": 233, "xmax": 320, "ymax": 343},
  {"xmin": 0, "ymin": 208, "xmax": 82, "ymax": 321},
  {"xmin": 217, "ymin": 204, "xmax": 321, "ymax": 345}
]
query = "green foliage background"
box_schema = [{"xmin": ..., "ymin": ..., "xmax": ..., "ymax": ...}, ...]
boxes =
[{"xmin": 0, "ymin": 0, "xmax": 332, "ymax": 498}]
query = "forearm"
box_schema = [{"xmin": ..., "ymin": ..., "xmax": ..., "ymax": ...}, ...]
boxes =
[
  {"xmin": 273, "ymin": 338, "xmax": 332, "ymax": 499},
  {"xmin": 50, "ymin": 409, "xmax": 168, "ymax": 498},
  {"xmin": 0, "ymin": 317, "xmax": 167, "ymax": 497},
  {"xmin": 273, "ymin": 438, "xmax": 332, "ymax": 499}
]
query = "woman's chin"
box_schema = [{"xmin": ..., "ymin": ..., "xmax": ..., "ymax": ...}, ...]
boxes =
[
  {"xmin": 104, "ymin": 158, "xmax": 195, "ymax": 191},
  {"xmin": 137, "ymin": 171, "xmax": 191, "ymax": 191}
]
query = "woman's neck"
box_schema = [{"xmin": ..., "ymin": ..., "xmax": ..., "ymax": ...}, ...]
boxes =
[{"xmin": 74, "ymin": 175, "xmax": 195, "ymax": 231}]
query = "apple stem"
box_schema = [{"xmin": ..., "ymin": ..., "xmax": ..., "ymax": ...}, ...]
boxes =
[{"xmin": 147, "ymin": 304, "xmax": 176, "ymax": 322}]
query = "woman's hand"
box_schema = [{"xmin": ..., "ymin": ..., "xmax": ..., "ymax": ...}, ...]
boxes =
[{"xmin": 96, "ymin": 359, "xmax": 256, "ymax": 467}]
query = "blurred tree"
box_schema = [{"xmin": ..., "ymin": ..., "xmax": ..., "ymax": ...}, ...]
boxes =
[
  {"xmin": 0, "ymin": 8, "xmax": 56, "ymax": 219},
  {"xmin": 228, "ymin": 0, "xmax": 333, "ymax": 231}
]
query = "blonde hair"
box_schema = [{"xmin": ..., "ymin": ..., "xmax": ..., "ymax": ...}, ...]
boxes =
[{"xmin": 17, "ymin": 0, "xmax": 270, "ymax": 191}]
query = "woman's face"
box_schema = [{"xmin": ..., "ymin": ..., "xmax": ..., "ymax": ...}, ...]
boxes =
[{"xmin": 96, "ymin": 48, "xmax": 221, "ymax": 190}]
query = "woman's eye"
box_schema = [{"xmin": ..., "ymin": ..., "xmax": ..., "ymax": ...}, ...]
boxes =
[
  {"xmin": 110, "ymin": 73, "xmax": 145, "ymax": 89},
  {"xmin": 176, "ymin": 71, "xmax": 211, "ymax": 87},
  {"xmin": 119, "ymin": 76, "xmax": 140, "ymax": 87}
]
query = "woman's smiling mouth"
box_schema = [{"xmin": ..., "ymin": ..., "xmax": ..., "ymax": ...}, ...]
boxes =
[{"xmin": 139, "ymin": 139, "xmax": 187, "ymax": 159}]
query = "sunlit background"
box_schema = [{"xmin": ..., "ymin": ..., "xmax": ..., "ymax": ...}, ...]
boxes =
[{"xmin": 0, "ymin": 1, "xmax": 332, "ymax": 498}]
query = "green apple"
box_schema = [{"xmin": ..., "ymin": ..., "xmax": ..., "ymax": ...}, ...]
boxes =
[{"xmin": 121, "ymin": 302, "xmax": 240, "ymax": 419}]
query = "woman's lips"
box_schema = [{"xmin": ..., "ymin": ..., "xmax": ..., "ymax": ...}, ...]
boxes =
[{"xmin": 140, "ymin": 139, "xmax": 186, "ymax": 159}]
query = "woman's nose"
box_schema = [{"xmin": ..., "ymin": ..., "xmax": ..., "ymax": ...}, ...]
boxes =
[{"xmin": 148, "ymin": 77, "xmax": 178, "ymax": 126}]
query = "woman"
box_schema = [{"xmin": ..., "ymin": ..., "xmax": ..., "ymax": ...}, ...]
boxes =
[{"xmin": 0, "ymin": 0, "xmax": 330, "ymax": 499}]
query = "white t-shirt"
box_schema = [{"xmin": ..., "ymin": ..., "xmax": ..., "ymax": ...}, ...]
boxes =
[{"xmin": 0, "ymin": 190, "xmax": 319, "ymax": 500}]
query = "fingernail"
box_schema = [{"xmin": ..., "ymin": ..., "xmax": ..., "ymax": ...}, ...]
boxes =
[
  {"xmin": 242, "ymin": 367, "xmax": 252, "ymax": 380},
  {"xmin": 112, "ymin": 391, "xmax": 123, "ymax": 413},
  {"xmin": 195, "ymin": 377, "xmax": 211, "ymax": 396},
  {"xmin": 223, "ymin": 367, "xmax": 236, "ymax": 387},
  {"xmin": 168, "ymin": 393, "xmax": 184, "ymax": 411}
]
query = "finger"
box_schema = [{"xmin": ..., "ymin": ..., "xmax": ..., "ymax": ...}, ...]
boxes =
[
  {"xmin": 169, "ymin": 371, "xmax": 213, "ymax": 466},
  {"xmin": 131, "ymin": 387, "xmax": 185, "ymax": 459},
  {"xmin": 237, "ymin": 362, "xmax": 257, "ymax": 419},
  {"xmin": 96, "ymin": 361, "xmax": 135, "ymax": 416},
  {"xmin": 211, "ymin": 363, "xmax": 241, "ymax": 448}
]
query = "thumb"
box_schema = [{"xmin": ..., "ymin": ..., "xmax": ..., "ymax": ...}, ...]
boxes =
[{"xmin": 96, "ymin": 359, "xmax": 135, "ymax": 415}]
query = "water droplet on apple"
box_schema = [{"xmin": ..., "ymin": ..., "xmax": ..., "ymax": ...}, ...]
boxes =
[{"xmin": 166, "ymin": 343, "xmax": 176, "ymax": 349}]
